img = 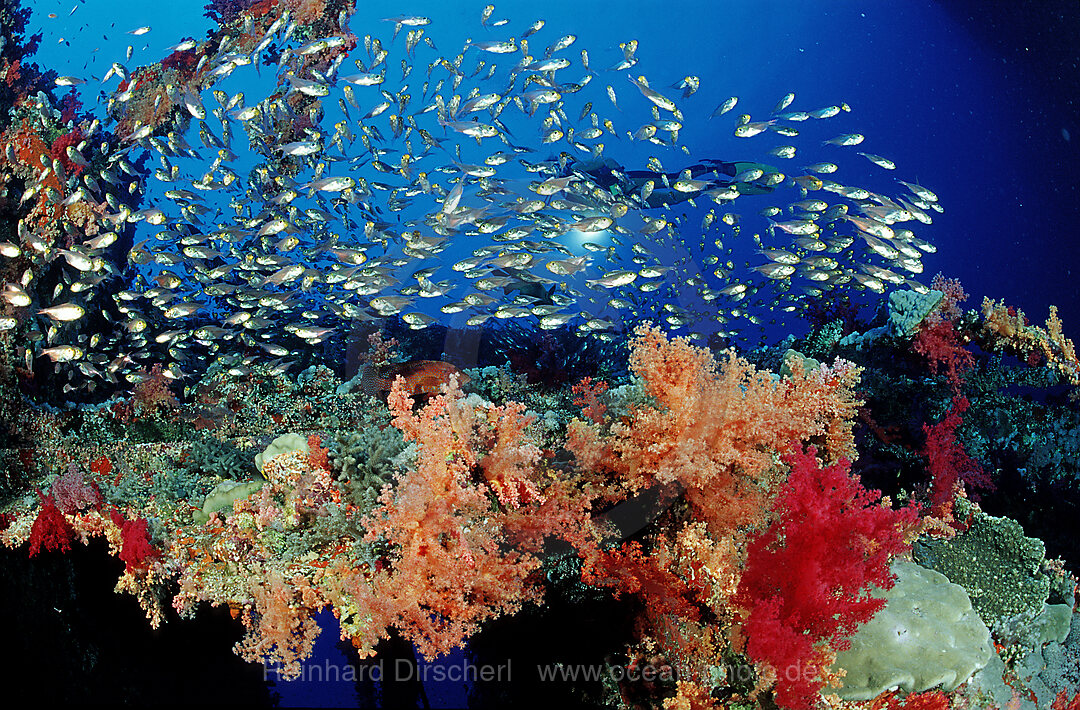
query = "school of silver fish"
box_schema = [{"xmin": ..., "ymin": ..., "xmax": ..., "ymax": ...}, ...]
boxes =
[{"xmin": 4, "ymin": 4, "xmax": 943, "ymax": 395}]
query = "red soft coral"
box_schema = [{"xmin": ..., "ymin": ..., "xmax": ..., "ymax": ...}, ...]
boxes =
[
  {"xmin": 306, "ymin": 434, "xmax": 329, "ymax": 472},
  {"xmin": 923, "ymin": 396, "xmax": 993, "ymax": 519},
  {"xmin": 234, "ymin": 568, "xmax": 322, "ymax": 680},
  {"xmin": 119, "ymin": 515, "xmax": 159, "ymax": 571},
  {"xmin": 913, "ymin": 319, "xmax": 974, "ymax": 391},
  {"xmin": 50, "ymin": 129, "xmax": 85, "ymax": 178},
  {"xmin": 477, "ymin": 400, "xmax": 542, "ymax": 509},
  {"xmin": 898, "ymin": 689, "xmax": 952, "ymax": 709},
  {"xmin": 571, "ymin": 377, "xmax": 608, "ymax": 424},
  {"xmin": 109, "ymin": 509, "xmax": 159, "ymax": 572},
  {"xmin": 733, "ymin": 446, "xmax": 920, "ymax": 710},
  {"xmin": 28, "ymin": 491, "xmax": 74, "ymax": 556},
  {"xmin": 581, "ymin": 540, "xmax": 700, "ymax": 622},
  {"xmin": 89, "ymin": 455, "xmax": 112, "ymax": 476}
]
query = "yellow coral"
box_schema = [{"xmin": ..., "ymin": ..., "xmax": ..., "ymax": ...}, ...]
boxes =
[{"xmin": 980, "ymin": 297, "xmax": 1079, "ymax": 385}]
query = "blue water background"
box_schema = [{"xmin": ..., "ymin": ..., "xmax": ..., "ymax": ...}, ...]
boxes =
[{"xmin": 29, "ymin": 0, "xmax": 1080, "ymax": 338}]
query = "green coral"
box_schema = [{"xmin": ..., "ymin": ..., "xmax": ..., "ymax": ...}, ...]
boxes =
[
  {"xmin": 193, "ymin": 479, "xmax": 264, "ymax": 524},
  {"xmin": 835, "ymin": 288, "xmax": 944, "ymax": 350},
  {"xmin": 602, "ymin": 378, "xmax": 652, "ymax": 423},
  {"xmin": 330, "ymin": 419, "xmax": 406, "ymax": 510},
  {"xmin": 185, "ymin": 362, "xmax": 370, "ymax": 438},
  {"xmin": 280, "ymin": 499, "xmax": 371, "ymax": 558},
  {"xmin": 463, "ymin": 364, "xmax": 530, "ymax": 403},
  {"xmin": 124, "ymin": 413, "xmax": 187, "ymax": 444},
  {"xmin": 181, "ymin": 434, "xmax": 254, "ymax": 480},
  {"xmin": 803, "ymin": 319, "xmax": 846, "ymax": 357},
  {"xmin": 1026, "ymin": 411, "xmax": 1080, "ymax": 485},
  {"xmin": 778, "ymin": 348, "xmax": 821, "ymax": 379},
  {"xmin": 150, "ymin": 466, "xmax": 207, "ymax": 503},
  {"xmin": 993, "ymin": 603, "xmax": 1074, "ymax": 649},
  {"xmin": 914, "ymin": 499, "xmax": 1052, "ymax": 625},
  {"xmin": 958, "ymin": 355, "xmax": 1069, "ymax": 472},
  {"xmin": 104, "ymin": 464, "xmax": 152, "ymax": 506}
]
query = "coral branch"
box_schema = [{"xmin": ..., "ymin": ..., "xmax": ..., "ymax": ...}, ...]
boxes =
[{"xmin": 733, "ymin": 446, "xmax": 920, "ymax": 710}]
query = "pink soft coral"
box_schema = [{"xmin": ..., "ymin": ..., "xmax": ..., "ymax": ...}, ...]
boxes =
[
  {"xmin": 50, "ymin": 465, "xmax": 103, "ymax": 514},
  {"xmin": 733, "ymin": 446, "xmax": 920, "ymax": 710},
  {"xmin": 928, "ymin": 272, "xmax": 968, "ymax": 324},
  {"xmin": 130, "ymin": 363, "xmax": 179, "ymax": 418}
]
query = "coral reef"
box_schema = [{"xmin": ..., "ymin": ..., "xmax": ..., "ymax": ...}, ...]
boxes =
[
  {"xmin": 181, "ymin": 434, "xmax": 253, "ymax": 480},
  {"xmin": 0, "ymin": 303, "xmax": 1078, "ymax": 708}
]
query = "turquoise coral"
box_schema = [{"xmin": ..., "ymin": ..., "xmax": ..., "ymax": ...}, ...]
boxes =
[{"xmin": 888, "ymin": 288, "xmax": 945, "ymax": 337}]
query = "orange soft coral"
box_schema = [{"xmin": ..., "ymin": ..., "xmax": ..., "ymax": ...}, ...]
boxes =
[
  {"xmin": 234, "ymin": 567, "xmax": 323, "ymax": 680},
  {"xmin": 567, "ymin": 323, "xmax": 864, "ymax": 538},
  {"xmin": 335, "ymin": 375, "xmax": 547, "ymax": 659}
]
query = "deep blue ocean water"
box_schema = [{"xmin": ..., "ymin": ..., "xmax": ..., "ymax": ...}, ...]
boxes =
[
  {"xmin": 16, "ymin": 1, "xmax": 1080, "ymax": 706},
  {"xmin": 29, "ymin": 0, "xmax": 1080, "ymax": 339}
]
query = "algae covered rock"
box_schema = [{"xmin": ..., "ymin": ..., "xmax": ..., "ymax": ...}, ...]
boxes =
[
  {"xmin": 832, "ymin": 559, "xmax": 993, "ymax": 701},
  {"xmin": 913, "ymin": 500, "xmax": 1051, "ymax": 625}
]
